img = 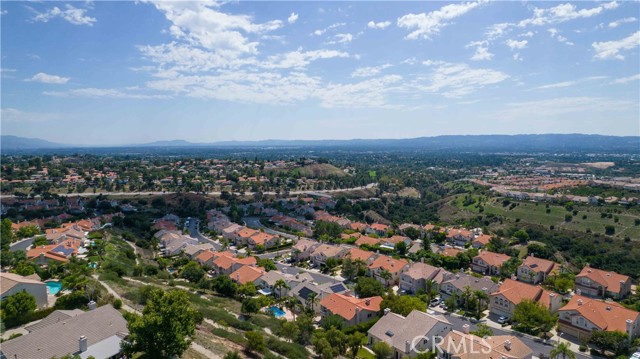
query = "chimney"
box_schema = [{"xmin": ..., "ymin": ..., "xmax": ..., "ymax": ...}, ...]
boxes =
[
  {"xmin": 88, "ymin": 301, "xmax": 97, "ymax": 311},
  {"xmin": 504, "ymin": 339, "xmax": 511, "ymax": 351},
  {"xmin": 549, "ymin": 293, "xmax": 556, "ymax": 310},
  {"xmin": 355, "ymin": 307, "xmax": 360, "ymax": 319},
  {"xmin": 627, "ymin": 319, "xmax": 633, "ymax": 336},
  {"xmin": 405, "ymin": 340, "xmax": 411, "ymax": 354},
  {"xmin": 383, "ymin": 308, "xmax": 391, "ymax": 316},
  {"xmin": 576, "ymin": 289, "xmax": 581, "ymax": 296},
  {"xmin": 462, "ymin": 324, "xmax": 470, "ymax": 334},
  {"xmin": 365, "ymin": 299, "xmax": 371, "ymax": 305},
  {"xmin": 606, "ymin": 306, "xmax": 612, "ymax": 311},
  {"xmin": 421, "ymin": 257, "xmax": 424, "ymax": 263},
  {"xmin": 577, "ymin": 299, "xmax": 583, "ymax": 306},
  {"xmin": 79, "ymin": 335, "xmax": 88, "ymax": 352}
]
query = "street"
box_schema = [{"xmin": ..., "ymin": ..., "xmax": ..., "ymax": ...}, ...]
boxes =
[
  {"xmin": 10, "ymin": 237, "xmax": 34, "ymax": 252},
  {"xmin": 185, "ymin": 218, "xmax": 223, "ymax": 251}
]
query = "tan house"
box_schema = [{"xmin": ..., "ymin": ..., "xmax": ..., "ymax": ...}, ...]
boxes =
[
  {"xmin": 247, "ymin": 232, "xmax": 277, "ymax": 249},
  {"xmin": 489, "ymin": 279, "xmax": 563, "ymax": 318},
  {"xmin": 558, "ymin": 295, "xmax": 640, "ymax": 340},
  {"xmin": 399, "ymin": 261, "xmax": 451, "ymax": 294},
  {"xmin": 438, "ymin": 327, "xmax": 533, "ymax": 359},
  {"xmin": 344, "ymin": 247, "xmax": 377, "ymax": 264},
  {"xmin": 574, "ymin": 266, "xmax": 632, "ymax": 299},
  {"xmin": 319, "ymin": 293, "xmax": 382, "ymax": 326},
  {"xmin": 291, "ymin": 238, "xmax": 320, "ymax": 262},
  {"xmin": 0, "ymin": 272, "xmax": 48, "ymax": 308},
  {"xmin": 471, "ymin": 251, "xmax": 511, "ymax": 276},
  {"xmin": 230, "ymin": 266, "xmax": 266, "ymax": 285},
  {"xmin": 367, "ymin": 255, "xmax": 409, "ymax": 286},
  {"xmin": 310, "ymin": 244, "xmax": 347, "ymax": 267},
  {"xmin": 517, "ymin": 255, "xmax": 559, "ymax": 284}
]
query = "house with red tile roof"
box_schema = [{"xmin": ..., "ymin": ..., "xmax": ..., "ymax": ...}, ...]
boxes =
[
  {"xmin": 355, "ymin": 235, "xmax": 382, "ymax": 247},
  {"xmin": 471, "ymin": 251, "xmax": 511, "ymax": 276},
  {"xmin": 471, "ymin": 234, "xmax": 492, "ymax": 249},
  {"xmin": 235, "ymin": 227, "xmax": 259, "ymax": 246},
  {"xmin": 368, "ymin": 255, "xmax": 409, "ymax": 286},
  {"xmin": 366, "ymin": 223, "xmax": 390, "ymax": 236},
  {"xmin": 400, "ymin": 261, "xmax": 452, "ymax": 294},
  {"xmin": 349, "ymin": 222, "xmax": 368, "ymax": 232},
  {"xmin": 344, "ymin": 248, "xmax": 377, "ymax": 264},
  {"xmin": 310, "ymin": 244, "xmax": 348, "ymax": 267},
  {"xmin": 230, "ymin": 266, "xmax": 266, "ymax": 285},
  {"xmin": 438, "ymin": 328, "xmax": 533, "ymax": 359},
  {"xmin": 489, "ymin": 279, "xmax": 562, "ymax": 318},
  {"xmin": 558, "ymin": 295, "xmax": 640, "ymax": 340},
  {"xmin": 319, "ymin": 293, "xmax": 383, "ymax": 326},
  {"xmin": 517, "ymin": 255, "xmax": 559, "ymax": 284},
  {"xmin": 380, "ymin": 235, "xmax": 412, "ymax": 250},
  {"xmin": 27, "ymin": 239, "xmax": 81, "ymax": 265},
  {"xmin": 446, "ymin": 228, "xmax": 474, "ymax": 246},
  {"xmin": 574, "ymin": 266, "xmax": 632, "ymax": 299},
  {"xmin": 247, "ymin": 232, "xmax": 277, "ymax": 249}
]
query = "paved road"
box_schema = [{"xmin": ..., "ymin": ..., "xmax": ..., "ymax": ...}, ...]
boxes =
[
  {"xmin": 275, "ymin": 263, "xmax": 342, "ymax": 285},
  {"xmin": 0, "ymin": 183, "xmax": 378, "ymax": 199},
  {"xmin": 10, "ymin": 237, "xmax": 35, "ymax": 252},
  {"xmin": 186, "ymin": 218, "xmax": 223, "ymax": 251},
  {"xmin": 243, "ymin": 216, "xmax": 307, "ymax": 241}
]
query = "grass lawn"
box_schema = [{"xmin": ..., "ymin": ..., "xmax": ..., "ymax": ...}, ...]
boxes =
[{"xmin": 357, "ymin": 347, "xmax": 376, "ymax": 359}]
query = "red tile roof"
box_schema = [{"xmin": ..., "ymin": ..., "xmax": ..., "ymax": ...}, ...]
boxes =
[
  {"xmin": 576, "ymin": 266, "xmax": 630, "ymax": 295},
  {"xmin": 368, "ymin": 255, "xmax": 408, "ymax": 274},
  {"xmin": 561, "ymin": 295, "xmax": 640, "ymax": 332},
  {"xmin": 319, "ymin": 293, "xmax": 383, "ymax": 321}
]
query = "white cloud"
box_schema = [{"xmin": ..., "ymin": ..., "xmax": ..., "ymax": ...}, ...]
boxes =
[
  {"xmin": 592, "ymin": 31, "xmax": 640, "ymax": 60},
  {"xmin": 533, "ymin": 81, "xmax": 575, "ymax": 90},
  {"xmin": 518, "ymin": 1, "xmax": 618, "ymax": 27},
  {"xmin": 317, "ymin": 75, "xmax": 403, "ymax": 108},
  {"xmin": 0, "ymin": 108, "xmax": 63, "ymax": 122},
  {"xmin": 312, "ymin": 22, "xmax": 345, "ymax": 36},
  {"xmin": 506, "ymin": 39, "xmax": 528, "ymax": 50},
  {"xmin": 1, "ymin": 68, "xmax": 16, "ymax": 73},
  {"xmin": 611, "ymin": 73, "xmax": 640, "ymax": 84},
  {"xmin": 1, "ymin": 10, "xmax": 8, "ymax": 15},
  {"xmin": 262, "ymin": 49, "xmax": 349, "ymax": 69},
  {"xmin": 495, "ymin": 96, "xmax": 634, "ymax": 120},
  {"xmin": 287, "ymin": 12, "xmax": 298, "ymax": 24},
  {"xmin": 513, "ymin": 53, "xmax": 523, "ymax": 61},
  {"xmin": 351, "ymin": 64, "xmax": 392, "ymax": 78},
  {"xmin": 609, "ymin": 17, "xmax": 636, "ymax": 28},
  {"xmin": 26, "ymin": 72, "xmax": 70, "ymax": 84},
  {"xmin": 548, "ymin": 28, "xmax": 575, "ymax": 46},
  {"xmin": 32, "ymin": 4, "xmax": 96, "ymax": 26},
  {"xmin": 44, "ymin": 87, "xmax": 168, "ymax": 99},
  {"xmin": 471, "ymin": 47, "xmax": 493, "ymax": 61},
  {"xmin": 367, "ymin": 20, "xmax": 391, "ymax": 29},
  {"xmin": 397, "ymin": 1, "xmax": 485, "ymax": 40},
  {"xmin": 486, "ymin": 22, "xmax": 513, "ymax": 40},
  {"xmin": 416, "ymin": 61, "xmax": 509, "ymax": 97},
  {"xmin": 519, "ymin": 31, "xmax": 534, "ymax": 38},
  {"xmin": 328, "ymin": 33, "xmax": 353, "ymax": 44}
]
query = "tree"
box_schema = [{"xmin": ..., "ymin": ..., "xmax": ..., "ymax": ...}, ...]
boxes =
[
  {"xmin": 500, "ymin": 257, "xmax": 522, "ymax": 279},
  {"xmin": 513, "ymin": 229, "xmax": 530, "ymax": 243},
  {"xmin": 379, "ymin": 269, "xmax": 393, "ymax": 287},
  {"xmin": 1, "ymin": 219, "xmax": 14, "ymax": 266},
  {"xmin": 273, "ymin": 278, "xmax": 290, "ymax": 299},
  {"xmin": 471, "ymin": 323, "xmax": 493, "ymax": 338},
  {"xmin": 425, "ymin": 279, "xmax": 437, "ymax": 307},
  {"xmin": 180, "ymin": 261, "xmax": 205, "ymax": 283},
  {"xmin": 1, "ymin": 290, "xmax": 37, "ymax": 328},
  {"xmin": 122, "ymin": 289, "xmax": 199, "ymax": 358},
  {"xmin": 372, "ymin": 341, "xmax": 393, "ymax": 359},
  {"xmin": 245, "ymin": 331, "xmax": 266, "ymax": 353},
  {"xmin": 348, "ymin": 332, "xmax": 365, "ymax": 359},
  {"xmin": 355, "ymin": 277, "xmax": 386, "ymax": 297},
  {"xmin": 307, "ymin": 292, "xmax": 319, "ymax": 312},
  {"xmin": 241, "ymin": 298, "xmax": 260, "ymax": 316},
  {"xmin": 223, "ymin": 351, "xmax": 242, "ymax": 359},
  {"xmin": 473, "ymin": 290, "xmax": 489, "ymax": 319},
  {"xmin": 589, "ymin": 330, "xmax": 629, "ymax": 356},
  {"xmin": 212, "ymin": 275, "xmax": 237, "ymax": 297},
  {"xmin": 295, "ymin": 314, "xmax": 315, "ymax": 344},
  {"xmin": 236, "ymin": 282, "xmax": 257, "ymax": 299},
  {"xmin": 395, "ymin": 241, "xmax": 407, "ymax": 255},
  {"xmin": 256, "ymin": 257, "xmax": 277, "ymax": 271},
  {"xmin": 321, "ymin": 314, "xmax": 346, "ymax": 330},
  {"xmin": 279, "ymin": 321, "xmax": 299, "ymax": 343},
  {"xmin": 550, "ymin": 342, "xmax": 576, "ymax": 359},
  {"xmin": 381, "ymin": 293, "xmax": 426, "ymax": 316},
  {"xmin": 512, "ymin": 299, "xmax": 557, "ymax": 335}
]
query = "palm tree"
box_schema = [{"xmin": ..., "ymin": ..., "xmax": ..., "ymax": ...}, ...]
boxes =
[
  {"xmin": 550, "ymin": 342, "xmax": 576, "ymax": 359},
  {"xmin": 307, "ymin": 292, "xmax": 319, "ymax": 312},
  {"xmin": 474, "ymin": 290, "xmax": 489, "ymax": 319},
  {"xmin": 462, "ymin": 286, "xmax": 473, "ymax": 316},
  {"xmin": 273, "ymin": 279, "xmax": 289, "ymax": 299},
  {"xmin": 285, "ymin": 296, "xmax": 301, "ymax": 321},
  {"xmin": 379, "ymin": 269, "xmax": 392, "ymax": 287},
  {"xmin": 425, "ymin": 279, "xmax": 437, "ymax": 307}
]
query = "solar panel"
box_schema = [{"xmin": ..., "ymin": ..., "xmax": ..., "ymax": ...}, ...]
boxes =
[
  {"xmin": 385, "ymin": 330, "xmax": 394, "ymax": 337},
  {"xmin": 298, "ymin": 287, "xmax": 316, "ymax": 300},
  {"xmin": 52, "ymin": 245, "xmax": 74, "ymax": 256},
  {"xmin": 329, "ymin": 283, "xmax": 346, "ymax": 293}
]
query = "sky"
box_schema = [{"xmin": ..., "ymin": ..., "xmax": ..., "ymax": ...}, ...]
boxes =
[{"xmin": 1, "ymin": 1, "xmax": 639, "ymax": 145}]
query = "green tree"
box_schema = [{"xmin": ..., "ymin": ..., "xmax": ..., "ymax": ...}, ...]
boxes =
[
  {"xmin": 1, "ymin": 290, "xmax": 37, "ymax": 328},
  {"xmin": 180, "ymin": 261, "xmax": 205, "ymax": 283},
  {"xmin": 273, "ymin": 278, "xmax": 290, "ymax": 299},
  {"xmin": 355, "ymin": 277, "xmax": 386, "ymax": 297},
  {"xmin": 241, "ymin": 297, "xmax": 260, "ymax": 316},
  {"xmin": 395, "ymin": 241, "xmax": 407, "ymax": 255},
  {"xmin": 471, "ymin": 323, "xmax": 493, "ymax": 338},
  {"xmin": 245, "ymin": 331, "xmax": 266, "ymax": 353},
  {"xmin": 256, "ymin": 257, "xmax": 277, "ymax": 271},
  {"xmin": 212, "ymin": 275, "xmax": 237, "ymax": 297},
  {"xmin": 122, "ymin": 289, "xmax": 199, "ymax": 358},
  {"xmin": 589, "ymin": 330, "xmax": 629, "ymax": 356},
  {"xmin": 321, "ymin": 314, "xmax": 346, "ymax": 330},
  {"xmin": 512, "ymin": 299, "xmax": 557, "ymax": 335},
  {"xmin": 348, "ymin": 332, "xmax": 365, "ymax": 359},
  {"xmin": 223, "ymin": 351, "xmax": 242, "ymax": 359},
  {"xmin": 550, "ymin": 342, "xmax": 576, "ymax": 359},
  {"xmin": 381, "ymin": 293, "xmax": 426, "ymax": 316},
  {"xmin": 379, "ymin": 269, "xmax": 393, "ymax": 287},
  {"xmin": 1, "ymin": 219, "xmax": 15, "ymax": 266},
  {"xmin": 474, "ymin": 290, "xmax": 489, "ymax": 319},
  {"xmin": 279, "ymin": 320, "xmax": 300, "ymax": 343},
  {"xmin": 373, "ymin": 341, "xmax": 393, "ymax": 359}
]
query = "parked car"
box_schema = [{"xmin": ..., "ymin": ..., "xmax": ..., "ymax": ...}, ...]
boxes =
[
  {"xmin": 430, "ymin": 298, "xmax": 441, "ymax": 307},
  {"xmin": 630, "ymin": 351, "xmax": 640, "ymax": 359},
  {"xmin": 497, "ymin": 316, "xmax": 509, "ymax": 324}
]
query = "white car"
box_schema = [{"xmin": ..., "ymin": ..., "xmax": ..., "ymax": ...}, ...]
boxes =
[
  {"xmin": 630, "ymin": 351, "xmax": 640, "ymax": 359},
  {"xmin": 497, "ymin": 316, "xmax": 509, "ymax": 324}
]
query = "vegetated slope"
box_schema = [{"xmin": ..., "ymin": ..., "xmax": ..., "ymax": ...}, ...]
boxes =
[{"xmin": 292, "ymin": 163, "xmax": 347, "ymax": 177}]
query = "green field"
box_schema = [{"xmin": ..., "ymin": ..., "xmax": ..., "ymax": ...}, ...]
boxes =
[{"xmin": 453, "ymin": 195, "xmax": 640, "ymax": 239}]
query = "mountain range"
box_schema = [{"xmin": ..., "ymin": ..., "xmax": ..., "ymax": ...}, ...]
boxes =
[{"xmin": 1, "ymin": 134, "xmax": 639, "ymax": 153}]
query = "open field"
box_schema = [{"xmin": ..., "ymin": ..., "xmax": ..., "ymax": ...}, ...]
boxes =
[{"xmin": 451, "ymin": 195, "xmax": 640, "ymax": 239}]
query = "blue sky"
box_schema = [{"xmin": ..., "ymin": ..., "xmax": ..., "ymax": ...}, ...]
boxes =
[{"xmin": 1, "ymin": 1, "xmax": 639, "ymax": 145}]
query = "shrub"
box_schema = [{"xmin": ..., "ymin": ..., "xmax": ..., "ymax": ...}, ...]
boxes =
[{"xmin": 113, "ymin": 299, "xmax": 122, "ymax": 309}]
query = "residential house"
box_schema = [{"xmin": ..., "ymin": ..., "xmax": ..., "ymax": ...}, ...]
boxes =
[
  {"xmin": 254, "ymin": 270, "xmax": 290, "ymax": 297},
  {"xmin": 0, "ymin": 272, "xmax": 48, "ymax": 308},
  {"xmin": 248, "ymin": 232, "xmax": 277, "ymax": 250},
  {"xmin": 291, "ymin": 239, "xmax": 320, "ymax": 262},
  {"xmin": 398, "ymin": 223, "xmax": 422, "ymax": 236},
  {"xmin": 471, "ymin": 251, "xmax": 511, "ymax": 276},
  {"xmin": 433, "ymin": 245, "xmax": 465, "ymax": 258},
  {"xmin": 162, "ymin": 235, "xmax": 199, "ymax": 257},
  {"xmin": 471, "ymin": 234, "xmax": 492, "ymax": 249},
  {"xmin": 380, "ymin": 235, "xmax": 412, "ymax": 250},
  {"xmin": 220, "ymin": 223, "xmax": 243, "ymax": 241},
  {"xmin": 489, "ymin": 279, "xmax": 563, "ymax": 318},
  {"xmin": 366, "ymin": 223, "xmax": 390, "ymax": 236},
  {"xmin": 368, "ymin": 309, "xmax": 453, "ymax": 358},
  {"xmin": 319, "ymin": 293, "xmax": 383, "ymax": 327},
  {"xmin": 438, "ymin": 327, "xmax": 533, "ymax": 359},
  {"xmin": 355, "ymin": 235, "xmax": 383, "ymax": 247},
  {"xmin": 399, "ymin": 261, "xmax": 452, "ymax": 294},
  {"xmin": 230, "ymin": 266, "xmax": 266, "ymax": 285},
  {"xmin": 27, "ymin": 240, "xmax": 81, "ymax": 265},
  {"xmin": 517, "ymin": 255, "xmax": 559, "ymax": 284},
  {"xmin": 310, "ymin": 244, "xmax": 347, "ymax": 267},
  {"xmin": 183, "ymin": 243, "xmax": 215, "ymax": 259},
  {"xmin": 212, "ymin": 253, "xmax": 257, "ymax": 276},
  {"xmin": 235, "ymin": 227, "xmax": 259, "ymax": 246},
  {"xmin": 195, "ymin": 250, "xmax": 219, "ymax": 267},
  {"xmin": 574, "ymin": 266, "xmax": 632, "ymax": 299},
  {"xmin": 289, "ymin": 281, "xmax": 349, "ymax": 313},
  {"xmin": 344, "ymin": 248, "xmax": 377, "ymax": 264},
  {"xmin": 446, "ymin": 229, "xmax": 474, "ymax": 246},
  {"xmin": 349, "ymin": 222, "xmax": 368, "ymax": 232},
  {"xmin": 0, "ymin": 305, "xmax": 128, "ymax": 359},
  {"xmin": 558, "ymin": 295, "xmax": 640, "ymax": 340},
  {"xmin": 368, "ymin": 255, "xmax": 409, "ymax": 286},
  {"xmin": 440, "ymin": 273, "xmax": 500, "ymax": 302}
]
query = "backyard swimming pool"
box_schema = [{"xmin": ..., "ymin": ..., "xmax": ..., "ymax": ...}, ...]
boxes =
[
  {"xmin": 46, "ymin": 281, "xmax": 62, "ymax": 295},
  {"xmin": 269, "ymin": 306, "xmax": 286, "ymax": 318}
]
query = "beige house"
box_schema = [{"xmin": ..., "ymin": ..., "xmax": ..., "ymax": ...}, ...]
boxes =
[
  {"xmin": 558, "ymin": 295, "xmax": 640, "ymax": 340},
  {"xmin": 367, "ymin": 255, "xmax": 409, "ymax": 286},
  {"xmin": 489, "ymin": 279, "xmax": 562, "ymax": 318},
  {"xmin": 574, "ymin": 266, "xmax": 632, "ymax": 299},
  {"xmin": 319, "ymin": 293, "xmax": 382, "ymax": 327},
  {"xmin": 399, "ymin": 261, "xmax": 451, "ymax": 294},
  {"xmin": 0, "ymin": 272, "xmax": 48, "ymax": 308},
  {"xmin": 438, "ymin": 327, "xmax": 533, "ymax": 359},
  {"xmin": 517, "ymin": 255, "xmax": 559, "ymax": 284},
  {"xmin": 471, "ymin": 251, "xmax": 511, "ymax": 276}
]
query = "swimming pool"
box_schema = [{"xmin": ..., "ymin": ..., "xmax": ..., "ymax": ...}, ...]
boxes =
[
  {"xmin": 269, "ymin": 306, "xmax": 286, "ymax": 318},
  {"xmin": 46, "ymin": 281, "xmax": 62, "ymax": 295}
]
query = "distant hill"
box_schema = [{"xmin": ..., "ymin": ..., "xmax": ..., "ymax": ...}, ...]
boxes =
[
  {"xmin": 2, "ymin": 134, "xmax": 639, "ymax": 153},
  {"xmin": 1, "ymin": 135, "xmax": 67, "ymax": 151},
  {"xmin": 294, "ymin": 164, "xmax": 347, "ymax": 178}
]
